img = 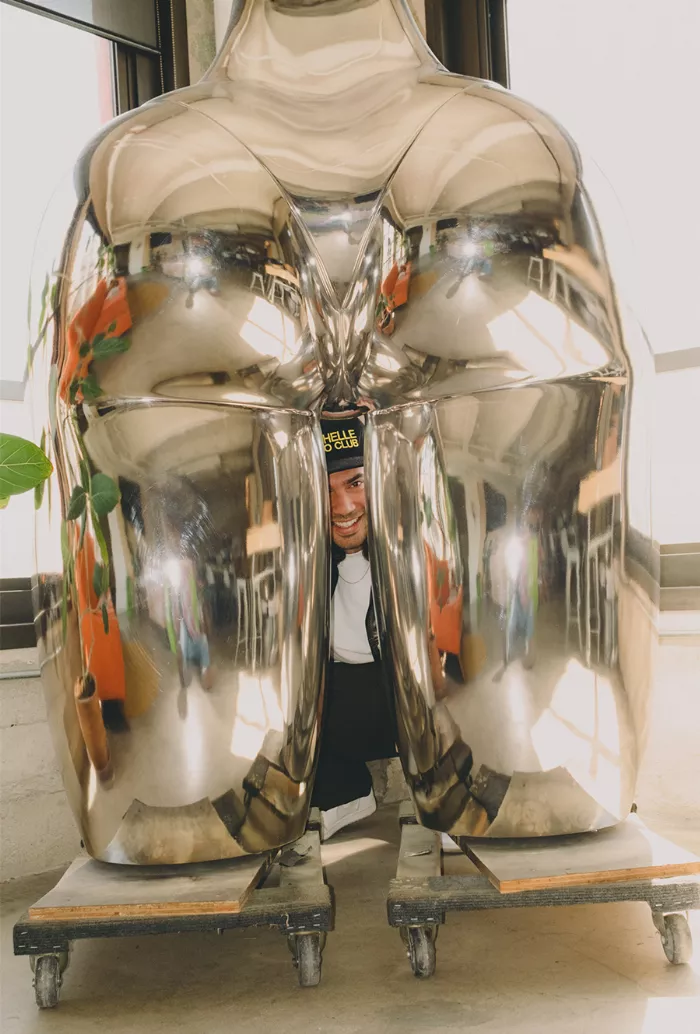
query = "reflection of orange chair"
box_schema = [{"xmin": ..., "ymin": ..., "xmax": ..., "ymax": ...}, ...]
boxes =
[
  {"xmin": 74, "ymin": 528, "xmax": 126, "ymax": 703},
  {"xmin": 424, "ymin": 542, "xmax": 462, "ymax": 656},
  {"xmin": 381, "ymin": 262, "xmax": 411, "ymax": 311},
  {"xmin": 59, "ymin": 277, "xmax": 132, "ymax": 404}
]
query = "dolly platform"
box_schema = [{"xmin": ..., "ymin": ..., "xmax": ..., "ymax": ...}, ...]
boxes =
[
  {"xmin": 388, "ymin": 803, "xmax": 700, "ymax": 978},
  {"xmin": 14, "ymin": 816, "xmax": 332, "ymax": 1009}
]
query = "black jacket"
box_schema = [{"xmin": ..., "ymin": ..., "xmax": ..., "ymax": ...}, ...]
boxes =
[{"xmin": 330, "ymin": 543, "xmax": 380, "ymax": 663}]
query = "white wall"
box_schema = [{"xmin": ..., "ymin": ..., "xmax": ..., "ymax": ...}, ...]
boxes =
[{"xmin": 508, "ymin": 0, "xmax": 700, "ymax": 548}]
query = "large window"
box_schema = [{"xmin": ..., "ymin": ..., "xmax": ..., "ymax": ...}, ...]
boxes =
[
  {"xmin": 507, "ymin": 0, "xmax": 699, "ymax": 364},
  {"xmin": 0, "ymin": 0, "xmax": 187, "ymax": 583}
]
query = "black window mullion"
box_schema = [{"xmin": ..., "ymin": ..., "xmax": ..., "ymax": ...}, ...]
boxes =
[{"xmin": 425, "ymin": 0, "xmax": 510, "ymax": 87}]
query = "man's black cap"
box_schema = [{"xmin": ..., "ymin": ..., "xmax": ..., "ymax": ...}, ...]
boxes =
[{"xmin": 321, "ymin": 416, "xmax": 365, "ymax": 474}]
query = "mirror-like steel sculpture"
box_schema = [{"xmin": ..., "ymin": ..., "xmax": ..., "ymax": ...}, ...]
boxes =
[{"xmin": 31, "ymin": 0, "xmax": 655, "ymax": 861}]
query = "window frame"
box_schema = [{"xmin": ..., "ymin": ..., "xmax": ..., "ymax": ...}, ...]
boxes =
[
  {"xmin": 0, "ymin": 0, "xmax": 189, "ymax": 401},
  {"xmin": 425, "ymin": 0, "xmax": 509, "ymax": 87}
]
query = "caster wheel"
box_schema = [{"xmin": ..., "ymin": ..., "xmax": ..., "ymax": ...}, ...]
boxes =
[
  {"xmin": 33, "ymin": 955, "xmax": 61, "ymax": 1009},
  {"xmin": 291, "ymin": 934, "xmax": 322, "ymax": 987},
  {"xmin": 405, "ymin": 926, "xmax": 437, "ymax": 979},
  {"xmin": 659, "ymin": 913, "xmax": 693, "ymax": 965}
]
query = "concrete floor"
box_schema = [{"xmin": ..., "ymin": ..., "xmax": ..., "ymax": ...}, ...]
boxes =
[{"xmin": 2, "ymin": 804, "xmax": 700, "ymax": 1034}]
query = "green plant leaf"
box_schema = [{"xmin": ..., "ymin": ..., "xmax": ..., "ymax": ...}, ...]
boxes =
[
  {"xmin": 107, "ymin": 321, "xmax": 117, "ymax": 334},
  {"xmin": 91, "ymin": 505, "xmax": 110, "ymax": 566},
  {"xmin": 92, "ymin": 333, "xmax": 131, "ymax": 360},
  {"xmin": 38, "ymin": 275, "xmax": 50, "ymax": 330},
  {"xmin": 93, "ymin": 562, "xmax": 109, "ymax": 599},
  {"xmin": 79, "ymin": 341, "xmax": 91, "ymax": 358},
  {"xmin": 34, "ymin": 430, "xmax": 48, "ymax": 510},
  {"xmin": 34, "ymin": 479, "xmax": 45, "ymax": 510},
  {"xmin": 61, "ymin": 575, "xmax": 68, "ymax": 643},
  {"xmin": 69, "ymin": 379, "xmax": 80, "ymax": 404},
  {"xmin": 79, "ymin": 459, "xmax": 90, "ymax": 491},
  {"xmin": 101, "ymin": 602, "xmax": 109, "ymax": 634},
  {"xmin": 80, "ymin": 372, "xmax": 103, "ymax": 402},
  {"xmin": 0, "ymin": 497, "xmax": 9, "ymax": 510},
  {"xmin": 60, "ymin": 521, "xmax": 70, "ymax": 567},
  {"xmin": 66, "ymin": 485, "xmax": 86, "ymax": 520},
  {"xmin": 0, "ymin": 433, "xmax": 53, "ymax": 498},
  {"xmin": 90, "ymin": 473, "xmax": 120, "ymax": 516},
  {"xmin": 79, "ymin": 508, "xmax": 87, "ymax": 549}
]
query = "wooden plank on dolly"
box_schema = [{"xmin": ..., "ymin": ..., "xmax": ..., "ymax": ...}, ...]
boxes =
[
  {"xmin": 464, "ymin": 815, "xmax": 700, "ymax": 894},
  {"xmin": 29, "ymin": 852, "xmax": 272, "ymax": 921}
]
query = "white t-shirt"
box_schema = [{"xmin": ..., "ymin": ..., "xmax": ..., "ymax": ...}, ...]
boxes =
[{"xmin": 331, "ymin": 551, "xmax": 373, "ymax": 664}]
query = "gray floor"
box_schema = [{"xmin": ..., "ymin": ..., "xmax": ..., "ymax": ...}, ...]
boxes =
[{"xmin": 2, "ymin": 804, "xmax": 700, "ymax": 1034}]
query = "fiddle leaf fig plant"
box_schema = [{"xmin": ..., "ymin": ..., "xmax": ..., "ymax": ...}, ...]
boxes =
[{"xmin": 0, "ymin": 432, "xmax": 53, "ymax": 508}]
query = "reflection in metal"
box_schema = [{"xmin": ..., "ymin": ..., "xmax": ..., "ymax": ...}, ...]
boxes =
[{"xmin": 31, "ymin": 0, "xmax": 655, "ymax": 860}]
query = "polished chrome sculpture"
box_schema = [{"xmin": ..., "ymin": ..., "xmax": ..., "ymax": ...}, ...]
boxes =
[{"xmin": 31, "ymin": 0, "xmax": 655, "ymax": 860}]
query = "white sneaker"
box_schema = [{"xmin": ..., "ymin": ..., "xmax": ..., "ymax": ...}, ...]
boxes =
[
  {"xmin": 440, "ymin": 832, "xmax": 462, "ymax": 853},
  {"xmin": 321, "ymin": 790, "xmax": 377, "ymax": 842}
]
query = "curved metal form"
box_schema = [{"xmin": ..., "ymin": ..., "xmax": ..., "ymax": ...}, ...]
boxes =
[{"xmin": 31, "ymin": 0, "xmax": 654, "ymax": 858}]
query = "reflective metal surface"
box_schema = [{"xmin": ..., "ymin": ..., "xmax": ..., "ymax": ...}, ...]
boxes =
[{"xmin": 31, "ymin": 0, "xmax": 654, "ymax": 858}]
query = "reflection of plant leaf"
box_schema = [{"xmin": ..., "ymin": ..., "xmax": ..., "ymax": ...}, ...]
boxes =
[
  {"xmin": 423, "ymin": 495, "xmax": 433, "ymax": 528},
  {"xmin": 107, "ymin": 321, "xmax": 117, "ymax": 334},
  {"xmin": 93, "ymin": 562, "xmax": 109, "ymax": 599},
  {"xmin": 93, "ymin": 333, "xmax": 131, "ymax": 360},
  {"xmin": 79, "ymin": 341, "xmax": 91, "ymax": 358},
  {"xmin": 66, "ymin": 485, "xmax": 86, "ymax": 520},
  {"xmin": 90, "ymin": 473, "xmax": 120, "ymax": 516},
  {"xmin": 61, "ymin": 573, "xmax": 68, "ymax": 643},
  {"xmin": 79, "ymin": 459, "xmax": 90, "ymax": 491},
  {"xmin": 80, "ymin": 372, "xmax": 103, "ymax": 401},
  {"xmin": 38, "ymin": 275, "xmax": 50, "ymax": 330},
  {"xmin": 101, "ymin": 602, "xmax": 109, "ymax": 634},
  {"xmin": 0, "ymin": 433, "xmax": 53, "ymax": 498},
  {"xmin": 79, "ymin": 509, "xmax": 87, "ymax": 549},
  {"xmin": 35, "ymin": 431, "xmax": 49, "ymax": 510},
  {"xmin": 60, "ymin": 521, "xmax": 70, "ymax": 566},
  {"xmin": 91, "ymin": 505, "xmax": 110, "ymax": 566},
  {"xmin": 69, "ymin": 380, "xmax": 80, "ymax": 404}
]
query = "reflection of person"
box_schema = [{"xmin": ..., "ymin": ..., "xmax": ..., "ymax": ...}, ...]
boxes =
[
  {"xmin": 505, "ymin": 512, "xmax": 540, "ymax": 668},
  {"xmin": 311, "ymin": 414, "xmax": 398, "ymax": 839}
]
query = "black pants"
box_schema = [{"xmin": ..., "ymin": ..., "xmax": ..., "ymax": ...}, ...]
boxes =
[{"xmin": 311, "ymin": 661, "xmax": 398, "ymax": 811}]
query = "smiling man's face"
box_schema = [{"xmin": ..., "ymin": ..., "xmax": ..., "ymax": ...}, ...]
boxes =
[{"xmin": 329, "ymin": 466, "xmax": 367, "ymax": 552}]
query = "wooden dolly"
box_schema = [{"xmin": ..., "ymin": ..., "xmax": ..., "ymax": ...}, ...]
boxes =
[
  {"xmin": 14, "ymin": 814, "xmax": 332, "ymax": 1009},
  {"xmin": 388, "ymin": 802, "xmax": 700, "ymax": 978}
]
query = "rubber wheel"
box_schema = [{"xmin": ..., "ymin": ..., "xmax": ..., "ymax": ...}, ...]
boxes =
[
  {"xmin": 294, "ymin": 934, "xmax": 322, "ymax": 987},
  {"xmin": 406, "ymin": 926, "xmax": 437, "ymax": 979},
  {"xmin": 660, "ymin": 913, "xmax": 693, "ymax": 965},
  {"xmin": 34, "ymin": 955, "xmax": 61, "ymax": 1009}
]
